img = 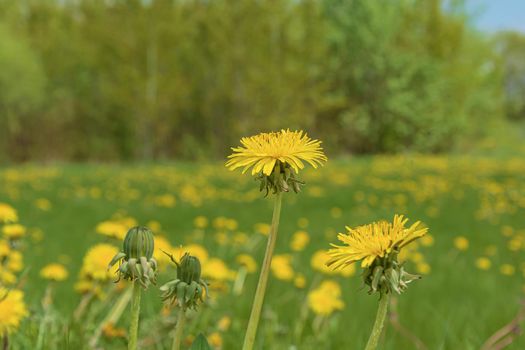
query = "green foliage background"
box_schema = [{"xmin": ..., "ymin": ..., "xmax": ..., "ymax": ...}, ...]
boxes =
[{"xmin": 0, "ymin": 0, "xmax": 522, "ymax": 162}]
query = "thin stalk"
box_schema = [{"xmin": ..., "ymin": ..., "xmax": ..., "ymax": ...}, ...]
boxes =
[
  {"xmin": 242, "ymin": 192, "xmax": 283, "ymax": 350},
  {"xmin": 128, "ymin": 282, "xmax": 142, "ymax": 350},
  {"xmin": 365, "ymin": 293, "xmax": 390, "ymax": 350},
  {"xmin": 171, "ymin": 308, "xmax": 186, "ymax": 350},
  {"xmin": 36, "ymin": 284, "xmax": 53, "ymax": 350},
  {"xmin": 89, "ymin": 287, "xmax": 133, "ymax": 348}
]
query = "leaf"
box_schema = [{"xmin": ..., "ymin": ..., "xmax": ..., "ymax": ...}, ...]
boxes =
[{"xmin": 189, "ymin": 333, "xmax": 211, "ymax": 350}]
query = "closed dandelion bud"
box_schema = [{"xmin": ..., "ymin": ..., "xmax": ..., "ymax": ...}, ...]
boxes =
[
  {"xmin": 160, "ymin": 252, "xmax": 208, "ymax": 310},
  {"xmin": 107, "ymin": 226, "xmax": 158, "ymax": 289},
  {"xmin": 178, "ymin": 254, "xmax": 202, "ymax": 283},
  {"xmin": 123, "ymin": 226, "xmax": 154, "ymax": 260}
]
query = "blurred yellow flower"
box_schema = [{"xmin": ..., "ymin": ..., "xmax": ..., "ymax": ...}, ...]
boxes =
[
  {"xmin": 194, "ymin": 216, "xmax": 209, "ymax": 229},
  {"xmin": 80, "ymin": 244, "xmax": 119, "ymax": 281},
  {"xmin": 0, "ymin": 288, "xmax": 28, "ymax": 335},
  {"xmin": 294, "ymin": 274, "xmax": 306, "ymax": 289},
  {"xmin": 146, "ymin": 220, "xmax": 162, "ymax": 233},
  {"xmin": 95, "ymin": 221, "xmax": 128, "ymax": 240},
  {"xmin": 500, "ymin": 264, "xmax": 515, "ymax": 276},
  {"xmin": 420, "ymin": 234, "xmax": 434, "ymax": 247},
  {"xmin": 0, "ymin": 203, "xmax": 18, "ymax": 224},
  {"xmin": 290, "ymin": 230, "xmax": 310, "ymax": 251},
  {"xmin": 2, "ymin": 224, "xmax": 26, "ymax": 240},
  {"xmin": 7, "ymin": 251, "xmax": 23, "ymax": 272},
  {"xmin": 202, "ymin": 258, "xmax": 236, "ymax": 281},
  {"xmin": 153, "ymin": 235, "xmax": 174, "ymax": 269},
  {"xmin": 217, "ymin": 316, "xmax": 231, "ymax": 331},
  {"xmin": 271, "ymin": 254, "xmax": 294, "ymax": 281},
  {"xmin": 102, "ymin": 322, "xmax": 127, "ymax": 338},
  {"xmin": 226, "ymin": 129, "xmax": 327, "ymax": 176},
  {"xmin": 0, "ymin": 268, "xmax": 17, "ymax": 285},
  {"xmin": 184, "ymin": 244, "xmax": 209, "ymax": 263},
  {"xmin": 307, "ymin": 280, "xmax": 345, "ymax": 316},
  {"xmin": 40, "ymin": 263, "xmax": 68, "ymax": 282},
  {"xmin": 254, "ymin": 223, "xmax": 271, "ymax": 236},
  {"xmin": 34, "ymin": 198, "xmax": 52, "ymax": 211},
  {"xmin": 154, "ymin": 194, "xmax": 176, "ymax": 207},
  {"xmin": 328, "ymin": 215, "xmax": 427, "ymax": 269},
  {"xmin": 236, "ymin": 254, "xmax": 257, "ymax": 273},
  {"xmin": 453, "ymin": 236, "xmax": 469, "ymax": 251},
  {"xmin": 416, "ymin": 263, "xmax": 431, "ymax": 275},
  {"xmin": 0, "ymin": 240, "xmax": 10, "ymax": 258},
  {"xmin": 208, "ymin": 332, "xmax": 223, "ymax": 348},
  {"xmin": 475, "ymin": 257, "xmax": 491, "ymax": 270}
]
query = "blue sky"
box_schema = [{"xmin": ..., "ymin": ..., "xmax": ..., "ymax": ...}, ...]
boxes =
[{"xmin": 467, "ymin": 0, "xmax": 525, "ymax": 32}]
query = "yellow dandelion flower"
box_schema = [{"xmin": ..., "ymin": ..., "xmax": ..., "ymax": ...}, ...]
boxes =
[
  {"xmin": 153, "ymin": 236, "xmax": 174, "ymax": 269},
  {"xmin": 453, "ymin": 236, "xmax": 469, "ymax": 251},
  {"xmin": 500, "ymin": 264, "xmax": 515, "ymax": 276},
  {"xmin": 0, "ymin": 288, "xmax": 28, "ymax": 335},
  {"xmin": 80, "ymin": 244, "xmax": 119, "ymax": 281},
  {"xmin": 0, "ymin": 240, "xmax": 10, "ymax": 258},
  {"xmin": 294, "ymin": 274, "xmax": 306, "ymax": 288},
  {"xmin": 420, "ymin": 234, "xmax": 434, "ymax": 247},
  {"xmin": 0, "ymin": 203, "xmax": 18, "ymax": 224},
  {"xmin": 290, "ymin": 230, "xmax": 310, "ymax": 251},
  {"xmin": 202, "ymin": 258, "xmax": 236, "ymax": 281},
  {"xmin": 146, "ymin": 220, "xmax": 162, "ymax": 233},
  {"xmin": 226, "ymin": 129, "xmax": 327, "ymax": 176},
  {"xmin": 40, "ymin": 263, "xmax": 68, "ymax": 282},
  {"xmin": 307, "ymin": 280, "xmax": 345, "ymax": 316},
  {"xmin": 236, "ymin": 254, "xmax": 257, "ymax": 273},
  {"xmin": 208, "ymin": 332, "xmax": 223, "ymax": 348},
  {"xmin": 328, "ymin": 215, "xmax": 427, "ymax": 269},
  {"xmin": 0, "ymin": 268, "xmax": 17, "ymax": 285},
  {"xmin": 34, "ymin": 198, "xmax": 52, "ymax": 211},
  {"xmin": 7, "ymin": 251, "xmax": 23, "ymax": 272},
  {"xmin": 2, "ymin": 224, "xmax": 27, "ymax": 240},
  {"xmin": 254, "ymin": 223, "xmax": 271, "ymax": 236},
  {"xmin": 416, "ymin": 263, "xmax": 431, "ymax": 275},
  {"xmin": 270, "ymin": 254, "xmax": 294, "ymax": 281},
  {"xmin": 154, "ymin": 194, "xmax": 176, "ymax": 208},
  {"xmin": 475, "ymin": 257, "xmax": 491, "ymax": 270},
  {"xmin": 217, "ymin": 316, "xmax": 231, "ymax": 331},
  {"xmin": 193, "ymin": 216, "xmax": 209, "ymax": 229},
  {"xmin": 95, "ymin": 221, "xmax": 128, "ymax": 240},
  {"xmin": 184, "ymin": 244, "xmax": 209, "ymax": 264}
]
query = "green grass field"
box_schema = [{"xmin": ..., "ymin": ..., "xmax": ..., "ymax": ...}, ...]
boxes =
[{"xmin": 2, "ymin": 155, "xmax": 525, "ymax": 349}]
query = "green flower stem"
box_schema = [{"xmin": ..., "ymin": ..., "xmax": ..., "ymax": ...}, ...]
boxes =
[
  {"xmin": 242, "ymin": 191, "xmax": 283, "ymax": 350},
  {"xmin": 128, "ymin": 281, "xmax": 142, "ymax": 350},
  {"xmin": 171, "ymin": 308, "xmax": 186, "ymax": 350},
  {"xmin": 365, "ymin": 293, "xmax": 390, "ymax": 350}
]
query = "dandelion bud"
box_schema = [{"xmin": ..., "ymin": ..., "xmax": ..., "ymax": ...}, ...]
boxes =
[
  {"xmin": 160, "ymin": 253, "xmax": 208, "ymax": 310},
  {"xmin": 178, "ymin": 254, "xmax": 202, "ymax": 283},
  {"xmin": 108, "ymin": 226, "xmax": 158, "ymax": 289},
  {"xmin": 123, "ymin": 226, "xmax": 154, "ymax": 260}
]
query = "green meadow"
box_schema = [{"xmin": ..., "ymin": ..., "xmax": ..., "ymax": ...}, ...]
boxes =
[{"xmin": 2, "ymin": 154, "xmax": 524, "ymax": 349}]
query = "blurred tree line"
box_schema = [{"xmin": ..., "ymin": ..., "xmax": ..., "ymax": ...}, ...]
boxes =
[{"xmin": 0, "ymin": 0, "xmax": 520, "ymax": 161}]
